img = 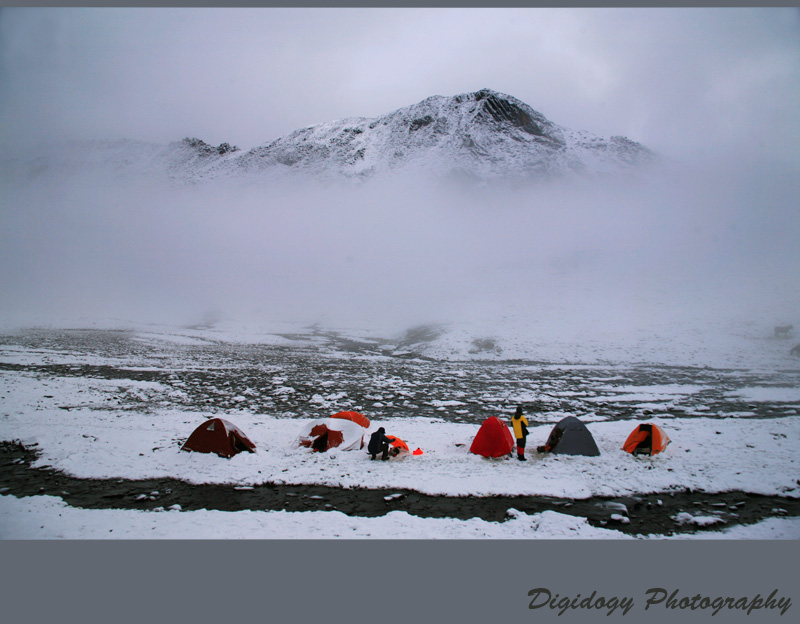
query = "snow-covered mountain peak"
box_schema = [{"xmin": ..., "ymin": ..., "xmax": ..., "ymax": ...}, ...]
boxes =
[
  {"xmin": 231, "ymin": 88, "xmax": 656, "ymax": 184},
  {"xmin": 449, "ymin": 88, "xmax": 560, "ymax": 137},
  {"xmin": 2, "ymin": 89, "xmax": 658, "ymax": 186}
]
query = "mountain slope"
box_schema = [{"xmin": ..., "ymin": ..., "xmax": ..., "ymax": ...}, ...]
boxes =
[
  {"xmin": 3, "ymin": 89, "xmax": 657, "ymax": 185},
  {"xmin": 233, "ymin": 88, "xmax": 656, "ymax": 182}
]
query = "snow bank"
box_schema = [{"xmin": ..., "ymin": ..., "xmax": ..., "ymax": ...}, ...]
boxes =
[{"xmin": 3, "ymin": 495, "xmax": 798, "ymax": 540}]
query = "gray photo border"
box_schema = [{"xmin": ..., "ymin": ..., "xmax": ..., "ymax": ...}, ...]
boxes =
[{"xmin": 1, "ymin": 1, "xmax": 797, "ymax": 623}]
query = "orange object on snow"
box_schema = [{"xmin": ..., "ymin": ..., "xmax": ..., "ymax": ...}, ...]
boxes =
[
  {"xmin": 622, "ymin": 423, "xmax": 670, "ymax": 456},
  {"xmin": 330, "ymin": 411, "xmax": 370, "ymax": 429},
  {"xmin": 412, "ymin": 448, "xmax": 423, "ymax": 456},
  {"xmin": 385, "ymin": 435, "xmax": 409, "ymax": 452}
]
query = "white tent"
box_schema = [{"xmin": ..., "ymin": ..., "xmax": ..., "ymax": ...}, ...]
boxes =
[{"xmin": 296, "ymin": 418, "xmax": 366, "ymax": 452}]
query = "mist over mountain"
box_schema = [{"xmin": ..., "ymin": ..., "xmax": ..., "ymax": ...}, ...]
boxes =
[
  {"xmin": 1, "ymin": 89, "xmax": 797, "ymax": 366},
  {"xmin": 2, "ymin": 89, "xmax": 657, "ymax": 187}
]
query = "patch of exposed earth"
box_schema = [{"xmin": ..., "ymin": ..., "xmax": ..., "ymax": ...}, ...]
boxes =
[{"xmin": 2, "ymin": 440, "xmax": 798, "ymax": 537}]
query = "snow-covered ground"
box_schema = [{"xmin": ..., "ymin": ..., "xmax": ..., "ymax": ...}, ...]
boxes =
[
  {"xmin": 3, "ymin": 494, "xmax": 798, "ymax": 540},
  {"xmin": 2, "ymin": 369, "xmax": 798, "ymax": 498},
  {"xmin": 1, "ymin": 322, "xmax": 798, "ymax": 539}
]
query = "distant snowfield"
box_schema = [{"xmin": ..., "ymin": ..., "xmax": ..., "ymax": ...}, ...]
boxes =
[
  {"xmin": 1, "ymin": 321, "xmax": 799, "ymax": 539},
  {"xmin": 727, "ymin": 386, "xmax": 800, "ymax": 403},
  {"xmin": 8, "ymin": 296, "xmax": 794, "ymax": 371}
]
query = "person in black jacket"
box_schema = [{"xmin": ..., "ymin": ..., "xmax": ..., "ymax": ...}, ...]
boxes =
[{"xmin": 368, "ymin": 427, "xmax": 391, "ymax": 461}]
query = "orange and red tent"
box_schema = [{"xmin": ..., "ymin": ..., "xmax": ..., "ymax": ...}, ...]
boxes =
[{"xmin": 622, "ymin": 423, "xmax": 670, "ymax": 456}]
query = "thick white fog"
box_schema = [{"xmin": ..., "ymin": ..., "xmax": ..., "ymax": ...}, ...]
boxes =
[
  {"xmin": 1, "ymin": 161, "xmax": 797, "ymax": 343},
  {"xmin": 1, "ymin": 7, "xmax": 798, "ymax": 347}
]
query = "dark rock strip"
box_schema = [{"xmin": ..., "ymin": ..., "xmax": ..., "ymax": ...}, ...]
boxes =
[{"xmin": 2, "ymin": 441, "xmax": 798, "ymax": 537}]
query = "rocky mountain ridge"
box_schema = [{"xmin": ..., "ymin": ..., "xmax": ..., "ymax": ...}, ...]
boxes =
[{"xmin": 3, "ymin": 89, "xmax": 658, "ymax": 186}]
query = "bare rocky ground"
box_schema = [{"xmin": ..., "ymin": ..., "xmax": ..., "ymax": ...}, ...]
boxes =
[
  {"xmin": 1, "ymin": 328, "xmax": 799, "ymax": 537},
  {"xmin": 2, "ymin": 327, "xmax": 799, "ymax": 425}
]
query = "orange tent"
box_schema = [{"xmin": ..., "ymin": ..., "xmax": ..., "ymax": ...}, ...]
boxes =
[
  {"xmin": 330, "ymin": 411, "xmax": 370, "ymax": 429},
  {"xmin": 386, "ymin": 435, "xmax": 410, "ymax": 454},
  {"xmin": 622, "ymin": 423, "xmax": 670, "ymax": 456},
  {"xmin": 181, "ymin": 418, "xmax": 256, "ymax": 459},
  {"xmin": 385, "ymin": 435, "xmax": 409, "ymax": 451}
]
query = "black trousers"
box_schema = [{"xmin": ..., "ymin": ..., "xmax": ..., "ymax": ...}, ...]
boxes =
[{"xmin": 370, "ymin": 442, "xmax": 389, "ymax": 459}]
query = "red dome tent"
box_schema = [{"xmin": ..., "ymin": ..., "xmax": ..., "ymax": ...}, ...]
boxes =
[
  {"xmin": 181, "ymin": 418, "xmax": 256, "ymax": 459},
  {"xmin": 469, "ymin": 416, "xmax": 515, "ymax": 458},
  {"xmin": 622, "ymin": 423, "xmax": 670, "ymax": 456}
]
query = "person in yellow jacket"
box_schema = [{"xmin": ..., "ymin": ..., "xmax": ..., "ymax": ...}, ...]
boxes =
[{"xmin": 510, "ymin": 405, "xmax": 529, "ymax": 461}]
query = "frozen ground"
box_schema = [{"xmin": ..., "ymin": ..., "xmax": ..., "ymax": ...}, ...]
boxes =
[{"xmin": 1, "ymin": 322, "xmax": 799, "ymax": 539}]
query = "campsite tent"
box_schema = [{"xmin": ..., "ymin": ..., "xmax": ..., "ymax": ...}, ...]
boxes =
[
  {"xmin": 541, "ymin": 416, "xmax": 600, "ymax": 456},
  {"xmin": 181, "ymin": 418, "xmax": 256, "ymax": 458},
  {"xmin": 297, "ymin": 418, "xmax": 366, "ymax": 452},
  {"xmin": 622, "ymin": 423, "xmax": 670, "ymax": 456},
  {"xmin": 386, "ymin": 435, "xmax": 409, "ymax": 452},
  {"xmin": 330, "ymin": 411, "xmax": 370, "ymax": 429},
  {"xmin": 470, "ymin": 416, "xmax": 515, "ymax": 458},
  {"xmin": 386, "ymin": 435, "xmax": 410, "ymax": 456}
]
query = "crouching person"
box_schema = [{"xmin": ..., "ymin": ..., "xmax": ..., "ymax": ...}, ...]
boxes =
[{"xmin": 368, "ymin": 427, "xmax": 391, "ymax": 461}]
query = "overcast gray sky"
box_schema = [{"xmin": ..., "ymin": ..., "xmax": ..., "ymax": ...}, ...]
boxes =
[
  {"xmin": 1, "ymin": 7, "xmax": 798, "ymax": 167},
  {"xmin": 1, "ymin": 7, "xmax": 798, "ymax": 330}
]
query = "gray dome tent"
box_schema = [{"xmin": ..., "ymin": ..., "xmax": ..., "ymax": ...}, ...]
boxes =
[{"xmin": 540, "ymin": 416, "xmax": 600, "ymax": 456}]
